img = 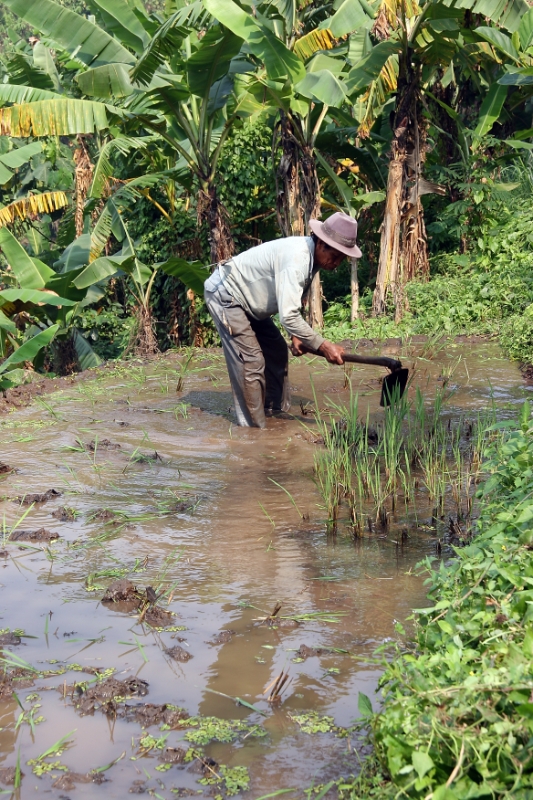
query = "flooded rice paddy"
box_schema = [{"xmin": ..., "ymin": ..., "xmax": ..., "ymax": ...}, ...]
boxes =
[{"xmin": 0, "ymin": 338, "xmax": 530, "ymax": 799}]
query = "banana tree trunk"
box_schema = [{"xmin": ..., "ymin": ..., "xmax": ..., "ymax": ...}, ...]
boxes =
[
  {"xmin": 198, "ymin": 184, "xmax": 234, "ymax": 266},
  {"xmin": 373, "ymin": 64, "xmax": 429, "ymax": 318},
  {"xmin": 373, "ymin": 156, "xmax": 403, "ymax": 315},
  {"xmin": 274, "ymin": 112, "xmax": 323, "ymax": 329}
]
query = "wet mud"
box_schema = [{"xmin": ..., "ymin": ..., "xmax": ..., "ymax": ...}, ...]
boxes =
[{"xmin": 0, "ymin": 341, "xmax": 530, "ymax": 798}]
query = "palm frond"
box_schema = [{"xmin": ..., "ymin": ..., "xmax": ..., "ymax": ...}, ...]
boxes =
[
  {"xmin": 0, "ymin": 192, "xmax": 69, "ymax": 227},
  {"xmin": 293, "ymin": 28, "xmax": 335, "ymax": 60}
]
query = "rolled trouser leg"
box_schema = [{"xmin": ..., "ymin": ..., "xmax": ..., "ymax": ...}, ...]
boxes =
[
  {"xmin": 250, "ymin": 317, "xmax": 291, "ymax": 412},
  {"xmin": 205, "ymin": 287, "xmax": 266, "ymax": 428}
]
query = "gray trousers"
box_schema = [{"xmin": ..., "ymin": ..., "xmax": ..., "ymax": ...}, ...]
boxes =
[{"xmin": 204, "ymin": 281, "xmax": 291, "ymax": 428}]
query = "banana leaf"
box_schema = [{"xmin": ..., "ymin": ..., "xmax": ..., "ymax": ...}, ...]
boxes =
[
  {"xmin": 326, "ymin": 0, "xmax": 373, "ymax": 38},
  {"xmin": 473, "ymin": 83, "xmax": 508, "ymax": 141},
  {"xmin": 0, "ymin": 142, "xmax": 43, "ymax": 184},
  {"xmin": 0, "ymin": 310, "xmax": 16, "ymax": 334},
  {"xmin": 295, "ymin": 70, "xmax": 346, "ymax": 107},
  {"xmin": 345, "ymin": 39, "xmax": 402, "ymax": 95},
  {"xmin": 87, "ymin": 0, "xmax": 149, "ymax": 53},
  {"xmin": 187, "ymin": 27, "xmax": 242, "ymax": 99},
  {"xmin": 0, "ymin": 289, "xmax": 77, "ymax": 307},
  {"xmin": 72, "ymin": 255, "xmax": 135, "ymax": 290},
  {"xmin": 71, "ymin": 328, "xmax": 102, "ymax": 370},
  {"xmin": 2, "ymin": 0, "xmax": 135, "ymax": 67},
  {"xmin": 0, "ymin": 228, "xmax": 54, "ymax": 289},
  {"xmin": 76, "ymin": 64, "xmax": 134, "ymax": 98},
  {"xmin": 0, "ymin": 324, "xmax": 59, "ymax": 375},
  {"xmin": 475, "ymin": 26, "xmax": 520, "ymax": 62},
  {"xmin": 157, "ymin": 257, "xmax": 209, "ymax": 294},
  {"xmin": 204, "ymin": 0, "xmax": 305, "ymax": 83}
]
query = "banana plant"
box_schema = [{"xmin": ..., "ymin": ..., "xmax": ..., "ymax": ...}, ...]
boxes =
[
  {"xmin": 0, "ymin": 0, "xmax": 265, "ymax": 264},
  {"xmin": 205, "ymin": 0, "xmax": 373, "ymax": 327},
  {"xmin": 359, "ymin": 0, "xmax": 532, "ymax": 317},
  {"xmin": 0, "ymin": 226, "xmax": 105, "ymax": 375},
  {"xmin": 70, "ymin": 212, "xmax": 209, "ymax": 356}
]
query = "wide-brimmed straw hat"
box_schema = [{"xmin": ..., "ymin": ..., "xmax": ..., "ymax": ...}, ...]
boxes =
[{"xmin": 309, "ymin": 212, "xmax": 362, "ymax": 258}]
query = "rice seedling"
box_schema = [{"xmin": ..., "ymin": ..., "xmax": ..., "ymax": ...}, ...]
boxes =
[
  {"xmin": 268, "ymin": 478, "xmax": 303, "ymax": 518},
  {"xmin": 308, "ymin": 374, "xmax": 502, "ymax": 544},
  {"xmin": 175, "ymin": 348, "xmax": 194, "ymax": 392},
  {"xmin": 34, "ymin": 397, "xmax": 64, "ymax": 421},
  {"xmin": 314, "ymin": 450, "xmax": 344, "ymax": 533},
  {"xmin": 118, "ymin": 634, "xmax": 149, "ymax": 663}
]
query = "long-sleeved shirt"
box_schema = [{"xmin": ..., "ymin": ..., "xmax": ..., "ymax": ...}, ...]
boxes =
[{"xmin": 213, "ymin": 236, "xmax": 325, "ymax": 351}]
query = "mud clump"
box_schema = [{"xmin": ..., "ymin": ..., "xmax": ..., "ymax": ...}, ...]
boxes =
[
  {"xmin": 164, "ymin": 645, "xmax": 192, "ymax": 662},
  {"xmin": 0, "ymin": 766, "xmax": 23, "ymax": 785},
  {"xmin": 0, "ymin": 667, "xmax": 35, "ymax": 698},
  {"xmin": 0, "ymin": 462, "xmax": 15, "ymax": 475},
  {"xmin": 102, "ymin": 579, "xmax": 141, "ymax": 605},
  {"xmin": 52, "ymin": 772, "xmax": 101, "ymax": 790},
  {"xmin": 295, "ymin": 644, "xmax": 333, "ymax": 660},
  {"xmin": 133, "ymin": 451, "xmax": 163, "ymax": 463},
  {"xmin": 101, "ymin": 581, "xmax": 174, "ymax": 626},
  {"xmin": 211, "ymin": 630, "xmax": 235, "ymax": 644},
  {"xmin": 9, "ymin": 528, "xmax": 59, "ymax": 543},
  {"xmin": 160, "ymin": 746, "xmax": 188, "ymax": 765},
  {"xmin": 270, "ymin": 618, "xmax": 300, "ymax": 629},
  {"xmin": 84, "ymin": 439, "xmax": 121, "ymax": 452},
  {"xmin": 0, "ymin": 632, "xmax": 21, "ymax": 647},
  {"xmin": 521, "ymin": 363, "xmax": 533, "ymax": 383},
  {"xmin": 124, "ymin": 703, "xmax": 189, "ymax": 727},
  {"xmin": 144, "ymin": 605, "xmax": 174, "ymax": 628},
  {"xmin": 89, "ymin": 508, "xmax": 122, "ymax": 523},
  {"xmin": 73, "ymin": 676, "xmax": 149, "ymax": 716},
  {"xmin": 191, "ymin": 756, "xmax": 219, "ymax": 776},
  {"xmin": 52, "ymin": 506, "xmax": 76, "ymax": 521},
  {"xmin": 168, "ymin": 500, "xmax": 197, "ymax": 514},
  {"xmin": 14, "ymin": 488, "xmax": 62, "ymax": 505},
  {"xmin": 129, "ymin": 779, "xmax": 148, "ymax": 793},
  {"xmin": 101, "ymin": 579, "xmax": 142, "ymax": 613}
]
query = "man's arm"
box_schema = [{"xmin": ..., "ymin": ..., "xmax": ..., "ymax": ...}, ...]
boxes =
[{"xmin": 291, "ymin": 335, "xmax": 344, "ymax": 364}]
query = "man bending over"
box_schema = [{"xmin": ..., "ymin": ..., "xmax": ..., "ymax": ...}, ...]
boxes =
[{"xmin": 204, "ymin": 212, "xmax": 362, "ymax": 428}]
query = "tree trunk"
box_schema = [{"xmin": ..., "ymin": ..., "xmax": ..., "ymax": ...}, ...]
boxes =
[
  {"xmin": 274, "ymin": 112, "xmax": 323, "ymax": 328},
  {"xmin": 197, "ymin": 184, "xmax": 234, "ymax": 265},
  {"xmin": 350, "ymin": 258, "xmax": 359, "ymax": 322},
  {"xmin": 373, "ymin": 63, "xmax": 429, "ymax": 318},
  {"xmin": 127, "ymin": 305, "xmax": 159, "ymax": 358}
]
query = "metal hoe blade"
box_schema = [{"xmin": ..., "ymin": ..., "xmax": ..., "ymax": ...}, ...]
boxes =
[{"xmin": 380, "ymin": 368, "xmax": 409, "ymax": 407}]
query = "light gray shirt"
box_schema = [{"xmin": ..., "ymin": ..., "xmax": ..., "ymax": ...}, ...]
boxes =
[{"xmin": 210, "ymin": 236, "xmax": 325, "ymax": 351}]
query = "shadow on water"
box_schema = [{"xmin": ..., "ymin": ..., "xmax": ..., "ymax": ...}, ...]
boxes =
[{"xmin": 0, "ymin": 339, "xmax": 530, "ymax": 797}]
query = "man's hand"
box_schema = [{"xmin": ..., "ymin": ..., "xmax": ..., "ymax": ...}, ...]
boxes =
[
  {"xmin": 290, "ymin": 336, "xmax": 309, "ymax": 357},
  {"xmin": 318, "ymin": 340, "xmax": 345, "ymax": 365}
]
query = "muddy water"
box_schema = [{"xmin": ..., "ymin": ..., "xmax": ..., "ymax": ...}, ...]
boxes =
[{"xmin": 0, "ymin": 340, "xmax": 530, "ymax": 798}]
